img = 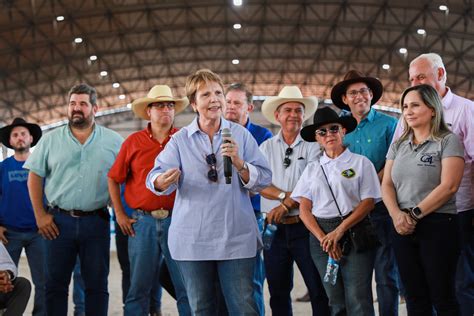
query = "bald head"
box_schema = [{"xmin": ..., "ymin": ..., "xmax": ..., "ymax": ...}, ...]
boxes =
[{"xmin": 409, "ymin": 53, "xmax": 447, "ymax": 97}]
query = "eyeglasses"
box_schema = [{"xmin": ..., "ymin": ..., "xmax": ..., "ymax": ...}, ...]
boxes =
[
  {"xmin": 283, "ymin": 147, "xmax": 293, "ymax": 168},
  {"xmin": 206, "ymin": 153, "xmax": 218, "ymax": 182},
  {"xmin": 346, "ymin": 87, "xmax": 371, "ymax": 98},
  {"xmin": 149, "ymin": 102, "xmax": 176, "ymax": 110},
  {"xmin": 315, "ymin": 125, "xmax": 341, "ymax": 137}
]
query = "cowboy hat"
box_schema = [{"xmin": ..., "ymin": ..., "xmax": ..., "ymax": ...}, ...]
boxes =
[
  {"xmin": 300, "ymin": 107, "xmax": 357, "ymax": 142},
  {"xmin": 0, "ymin": 117, "xmax": 42, "ymax": 149},
  {"xmin": 330, "ymin": 70, "xmax": 383, "ymax": 111},
  {"xmin": 261, "ymin": 86, "xmax": 318, "ymax": 125},
  {"xmin": 132, "ymin": 85, "xmax": 189, "ymax": 120}
]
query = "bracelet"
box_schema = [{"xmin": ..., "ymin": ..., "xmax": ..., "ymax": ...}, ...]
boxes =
[
  {"xmin": 280, "ymin": 203, "xmax": 289, "ymax": 213},
  {"xmin": 238, "ymin": 162, "xmax": 248, "ymax": 173},
  {"xmin": 408, "ymin": 209, "xmax": 419, "ymax": 223}
]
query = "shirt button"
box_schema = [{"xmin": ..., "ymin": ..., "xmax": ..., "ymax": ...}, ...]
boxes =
[{"xmin": 356, "ymin": 140, "xmax": 360, "ymax": 143}]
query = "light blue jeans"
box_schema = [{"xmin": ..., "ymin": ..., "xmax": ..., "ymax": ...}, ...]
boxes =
[
  {"xmin": 124, "ymin": 211, "xmax": 190, "ymax": 316},
  {"xmin": 5, "ymin": 229, "xmax": 46, "ymax": 316},
  {"xmin": 177, "ymin": 257, "xmax": 258, "ymax": 316},
  {"xmin": 310, "ymin": 217, "xmax": 375, "ymax": 316}
]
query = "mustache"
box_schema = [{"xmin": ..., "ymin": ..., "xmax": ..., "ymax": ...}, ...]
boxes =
[{"xmin": 72, "ymin": 111, "xmax": 84, "ymax": 116}]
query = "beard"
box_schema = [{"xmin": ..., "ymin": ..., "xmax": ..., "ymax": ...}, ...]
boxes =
[
  {"xmin": 69, "ymin": 111, "xmax": 93, "ymax": 129},
  {"xmin": 12, "ymin": 143, "xmax": 30, "ymax": 153}
]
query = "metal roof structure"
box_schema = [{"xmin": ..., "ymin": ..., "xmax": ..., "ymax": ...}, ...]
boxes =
[{"xmin": 0, "ymin": 0, "xmax": 472, "ymax": 127}]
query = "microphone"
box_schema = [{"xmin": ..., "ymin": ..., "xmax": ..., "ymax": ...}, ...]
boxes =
[{"xmin": 222, "ymin": 128, "xmax": 232, "ymax": 184}]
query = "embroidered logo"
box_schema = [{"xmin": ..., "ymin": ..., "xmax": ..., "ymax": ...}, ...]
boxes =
[
  {"xmin": 341, "ymin": 168, "xmax": 356, "ymax": 178},
  {"xmin": 420, "ymin": 154, "xmax": 433, "ymax": 164}
]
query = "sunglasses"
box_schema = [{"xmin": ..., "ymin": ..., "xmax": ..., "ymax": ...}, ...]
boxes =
[
  {"xmin": 315, "ymin": 125, "xmax": 341, "ymax": 137},
  {"xmin": 206, "ymin": 153, "xmax": 218, "ymax": 182},
  {"xmin": 149, "ymin": 102, "xmax": 176, "ymax": 110},
  {"xmin": 283, "ymin": 147, "xmax": 293, "ymax": 168}
]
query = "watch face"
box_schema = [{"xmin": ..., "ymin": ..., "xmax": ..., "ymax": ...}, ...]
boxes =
[
  {"xmin": 278, "ymin": 192, "xmax": 286, "ymax": 200},
  {"xmin": 413, "ymin": 207, "xmax": 422, "ymax": 216}
]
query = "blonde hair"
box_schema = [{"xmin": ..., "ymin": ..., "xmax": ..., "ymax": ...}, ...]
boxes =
[
  {"xmin": 185, "ymin": 69, "xmax": 225, "ymax": 104},
  {"xmin": 398, "ymin": 84, "xmax": 450, "ymax": 143}
]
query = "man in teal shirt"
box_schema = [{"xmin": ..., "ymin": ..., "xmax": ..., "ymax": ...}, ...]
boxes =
[
  {"xmin": 331, "ymin": 70, "xmax": 399, "ymax": 316},
  {"xmin": 24, "ymin": 83, "xmax": 123, "ymax": 316}
]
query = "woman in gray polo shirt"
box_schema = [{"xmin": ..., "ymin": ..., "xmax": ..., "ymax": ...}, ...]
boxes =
[{"xmin": 382, "ymin": 84, "xmax": 464, "ymax": 315}]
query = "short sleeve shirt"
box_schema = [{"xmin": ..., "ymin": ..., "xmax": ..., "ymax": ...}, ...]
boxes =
[{"xmin": 387, "ymin": 133, "xmax": 464, "ymax": 214}]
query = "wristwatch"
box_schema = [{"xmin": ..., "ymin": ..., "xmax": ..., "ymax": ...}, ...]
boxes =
[
  {"xmin": 277, "ymin": 191, "xmax": 286, "ymax": 202},
  {"xmin": 238, "ymin": 162, "xmax": 248, "ymax": 173},
  {"xmin": 410, "ymin": 206, "xmax": 423, "ymax": 220}
]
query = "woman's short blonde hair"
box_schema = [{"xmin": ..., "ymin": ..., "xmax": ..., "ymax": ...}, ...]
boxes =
[{"xmin": 185, "ymin": 69, "xmax": 224, "ymax": 104}]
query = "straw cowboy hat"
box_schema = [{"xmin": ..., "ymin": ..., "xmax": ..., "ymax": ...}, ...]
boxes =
[
  {"xmin": 330, "ymin": 70, "xmax": 383, "ymax": 111},
  {"xmin": 0, "ymin": 117, "xmax": 42, "ymax": 149},
  {"xmin": 261, "ymin": 86, "xmax": 318, "ymax": 125},
  {"xmin": 300, "ymin": 107, "xmax": 357, "ymax": 142},
  {"xmin": 132, "ymin": 85, "xmax": 189, "ymax": 120}
]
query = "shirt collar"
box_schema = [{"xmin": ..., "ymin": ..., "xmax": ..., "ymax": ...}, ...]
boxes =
[
  {"xmin": 320, "ymin": 148, "xmax": 352, "ymax": 165},
  {"xmin": 244, "ymin": 118, "xmax": 252, "ymax": 130},
  {"xmin": 186, "ymin": 117, "xmax": 231, "ymax": 138},
  {"xmin": 365, "ymin": 108, "xmax": 376, "ymax": 122},
  {"xmin": 407, "ymin": 133, "xmax": 434, "ymax": 147},
  {"xmin": 276, "ymin": 130, "xmax": 304, "ymax": 147},
  {"xmin": 442, "ymin": 87, "xmax": 454, "ymax": 110}
]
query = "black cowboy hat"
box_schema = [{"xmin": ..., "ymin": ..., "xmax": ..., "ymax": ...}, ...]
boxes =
[
  {"xmin": 0, "ymin": 117, "xmax": 42, "ymax": 149},
  {"xmin": 300, "ymin": 107, "xmax": 357, "ymax": 142},
  {"xmin": 330, "ymin": 70, "xmax": 384, "ymax": 111}
]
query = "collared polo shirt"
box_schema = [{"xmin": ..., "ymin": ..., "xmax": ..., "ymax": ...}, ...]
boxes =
[
  {"xmin": 108, "ymin": 124, "xmax": 177, "ymax": 211},
  {"xmin": 392, "ymin": 88, "xmax": 474, "ymax": 212},
  {"xmin": 387, "ymin": 133, "xmax": 464, "ymax": 214},
  {"xmin": 259, "ymin": 131, "xmax": 321, "ymax": 216},
  {"xmin": 245, "ymin": 119, "xmax": 273, "ymax": 212},
  {"xmin": 146, "ymin": 117, "xmax": 272, "ymax": 261},
  {"xmin": 291, "ymin": 149, "xmax": 381, "ymax": 218},
  {"xmin": 24, "ymin": 124, "xmax": 123, "ymax": 211},
  {"xmin": 344, "ymin": 108, "xmax": 397, "ymax": 172}
]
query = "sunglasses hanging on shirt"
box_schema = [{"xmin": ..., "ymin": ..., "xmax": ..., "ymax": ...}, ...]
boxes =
[
  {"xmin": 283, "ymin": 147, "xmax": 293, "ymax": 168},
  {"xmin": 206, "ymin": 153, "xmax": 218, "ymax": 182}
]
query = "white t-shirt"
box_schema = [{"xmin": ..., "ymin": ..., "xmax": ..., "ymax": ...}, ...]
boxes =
[{"xmin": 291, "ymin": 148, "xmax": 381, "ymax": 218}]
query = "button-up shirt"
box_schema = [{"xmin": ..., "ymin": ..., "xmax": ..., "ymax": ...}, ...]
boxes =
[
  {"xmin": 392, "ymin": 88, "xmax": 474, "ymax": 212},
  {"xmin": 146, "ymin": 117, "xmax": 272, "ymax": 261},
  {"xmin": 344, "ymin": 108, "xmax": 397, "ymax": 172},
  {"xmin": 291, "ymin": 149, "xmax": 381, "ymax": 218},
  {"xmin": 259, "ymin": 131, "xmax": 321, "ymax": 216},
  {"xmin": 245, "ymin": 119, "xmax": 273, "ymax": 212},
  {"xmin": 24, "ymin": 124, "xmax": 123, "ymax": 211},
  {"xmin": 0, "ymin": 242, "xmax": 16, "ymax": 279}
]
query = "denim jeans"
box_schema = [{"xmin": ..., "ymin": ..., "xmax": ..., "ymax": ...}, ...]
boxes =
[
  {"xmin": 5, "ymin": 229, "xmax": 46, "ymax": 316},
  {"xmin": 456, "ymin": 209, "xmax": 474, "ymax": 316},
  {"xmin": 369, "ymin": 202, "xmax": 400, "ymax": 316},
  {"xmin": 115, "ymin": 221, "xmax": 131, "ymax": 305},
  {"xmin": 72, "ymin": 257, "xmax": 85, "ymax": 316},
  {"xmin": 310, "ymin": 217, "xmax": 375, "ymax": 316},
  {"xmin": 177, "ymin": 257, "xmax": 258, "ymax": 315},
  {"xmin": 46, "ymin": 210, "xmax": 110, "ymax": 316},
  {"xmin": 264, "ymin": 221, "xmax": 329, "ymax": 316},
  {"xmin": 254, "ymin": 213, "xmax": 265, "ymax": 315},
  {"xmin": 392, "ymin": 212, "xmax": 460, "ymax": 316},
  {"xmin": 124, "ymin": 211, "xmax": 190, "ymax": 316}
]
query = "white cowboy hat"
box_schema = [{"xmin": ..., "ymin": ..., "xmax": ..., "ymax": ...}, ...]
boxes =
[
  {"xmin": 132, "ymin": 85, "xmax": 189, "ymax": 120},
  {"xmin": 261, "ymin": 86, "xmax": 318, "ymax": 125}
]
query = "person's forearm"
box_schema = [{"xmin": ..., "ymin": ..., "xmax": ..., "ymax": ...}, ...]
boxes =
[
  {"xmin": 260, "ymin": 185, "xmax": 284, "ymax": 200},
  {"xmin": 107, "ymin": 178, "xmax": 126, "ymax": 217},
  {"xmin": 27, "ymin": 172, "xmax": 47, "ymax": 218},
  {"xmin": 382, "ymin": 182, "xmax": 402, "ymax": 219},
  {"xmin": 299, "ymin": 198, "xmax": 325, "ymax": 241}
]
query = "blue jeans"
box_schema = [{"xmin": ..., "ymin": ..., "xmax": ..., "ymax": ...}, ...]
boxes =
[
  {"xmin": 125, "ymin": 212, "xmax": 190, "ymax": 316},
  {"xmin": 73, "ymin": 257, "xmax": 85, "ymax": 316},
  {"xmin": 310, "ymin": 217, "xmax": 375, "ymax": 316},
  {"xmin": 264, "ymin": 221, "xmax": 329, "ymax": 316},
  {"xmin": 369, "ymin": 202, "xmax": 400, "ymax": 316},
  {"xmin": 46, "ymin": 210, "xmax": 110, "ymax": 316},
  {"xmin": 392, "ymin": 212, "xmax": 460, "ymax": 316},
  {"xmin": 254, "ymin": 213, "xmax": 265, "ymax": 315},
  {"xmin": 177, "ymin": 257, "xmax": 258, "ymax": 315},
  {"xmin": 5, "ymin": 228, "xmax": 46, "ymax": 316},
  {"xmin": 115, "ymin": 221, "xmax": 131, "ymax": 305},
  {"xmin": 456, "ymin": 209, "xmax": 474, "ymax": 316}
]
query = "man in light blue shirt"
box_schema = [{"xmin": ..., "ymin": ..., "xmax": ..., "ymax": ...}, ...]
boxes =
[
  {"xmin": 24, "ymin": 83, "xmax": 123, "ymax": 316},
  {"xmin": 331, "ymin": 70, "xmax": 399, "ymax": 316}
]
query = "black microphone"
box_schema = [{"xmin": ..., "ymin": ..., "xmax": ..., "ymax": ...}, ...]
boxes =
[{"xmin": 222, "ymin": 128, "xmax": 232, "ymax": 184}]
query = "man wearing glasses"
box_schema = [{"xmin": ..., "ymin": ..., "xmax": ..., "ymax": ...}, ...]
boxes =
[
  {"xmin": 331, "ymin": 70, "xmax": 399, "ymax": 316},
  {"xmin": 108, "ymin": 85, "xmax": 191, "ymax": 316},
  {"xmin": 259, "ymin": 86, "xmax": 330, "ymax": 315}
]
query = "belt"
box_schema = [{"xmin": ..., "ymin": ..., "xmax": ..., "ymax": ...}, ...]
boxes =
[
  {"xmin": 51, "ymin": 206, "xmax": 109, "ymax": 219},
  {"xmin": 137, "ymin": 209, "xmax": 171, "ymax": 220},
  {"xmin": 280, "ymin": 215, "xmax": 300, "ymax": 225}
]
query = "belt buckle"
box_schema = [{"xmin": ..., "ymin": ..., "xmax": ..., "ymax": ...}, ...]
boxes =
[
  {"xmin": 150, "ymin": 209, "xmax": 169, "ymax": 220},
  {"xmin": 70, "ymin": 210, "xmax": 81, "ymax": 218}
]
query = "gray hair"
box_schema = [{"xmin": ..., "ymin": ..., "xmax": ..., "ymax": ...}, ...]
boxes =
[{"xmin": 410, "ymin": 53, "xmax": 447, "ymax": 84}]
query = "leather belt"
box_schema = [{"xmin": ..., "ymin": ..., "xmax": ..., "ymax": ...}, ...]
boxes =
[
  {"xmin": 137, "ymin": 209, "xmax": 171, "ymax": 220},
  {"xmin": 280, "ymin": 215, "xmax": 300, "ymax": 225},
  {"xmin": 51, "ymin": 206, "xmax": 109, "ymax": 219}
]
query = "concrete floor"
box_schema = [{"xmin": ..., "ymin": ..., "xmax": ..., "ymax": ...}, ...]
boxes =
[{"xmin": 18, "ymin": 251, "xmax": 408, "ymax": 315}]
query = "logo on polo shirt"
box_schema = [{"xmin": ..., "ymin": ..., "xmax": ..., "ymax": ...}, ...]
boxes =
[
  {"xmin": 341, "ymin": 168, "xmax": 356, "ymax": 178},
  {"xmin": 420, "ymin": 154, "xmax": 433, "ymax": 164}
]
